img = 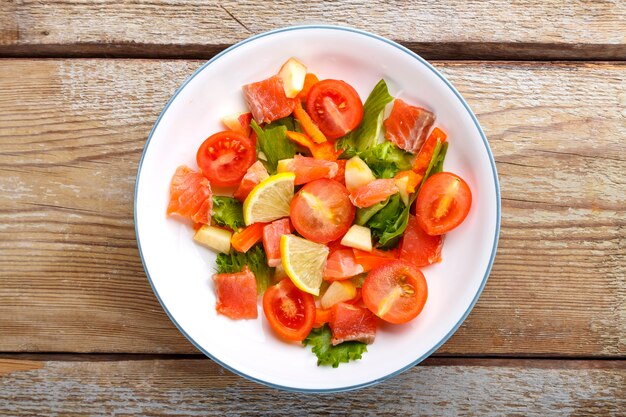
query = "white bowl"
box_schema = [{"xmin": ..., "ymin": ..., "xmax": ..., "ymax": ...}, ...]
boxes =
[{"xmin": 135, "ymin": 25, "xmax": 500, "ymax": 392}]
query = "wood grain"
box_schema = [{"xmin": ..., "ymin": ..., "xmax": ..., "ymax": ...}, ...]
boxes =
[
  {"xmin": 0, "ymin": 60, "xmax": 624, "ymax": 355},
  {"xmin": 1, "ymin": 1, "xmax": 625, "ymax": 60},
  {"xmin": 0, "ymin": 357, "xmax": 623, "ymax": 415}
]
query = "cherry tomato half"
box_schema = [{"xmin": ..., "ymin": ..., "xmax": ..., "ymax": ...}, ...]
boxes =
[
  {"xmin": 415, "ymin": 172, "xmax": 472, "ymax": 236},
  {"xmin": 362, "ymin": 260, "xmax": 428, "ymax": 324},
  {"xmin": 290, "ymin": 179, "xmax": 355, "ymax": 244},
  {"xmin": 196, "ymin": 131, "xmax": 256, "ymax": 187},
  {"xmin": 306, "ymin": 80, "xmax": 364, "ymax": 140},
  {"xmin": 262, "ymin": 278, "xmax": 316, "ymax": 341}
]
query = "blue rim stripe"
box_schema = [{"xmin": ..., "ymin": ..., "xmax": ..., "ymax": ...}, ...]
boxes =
[{"xmin": 134, "ymin": 24, "xmax": 501, "ymax": 393}]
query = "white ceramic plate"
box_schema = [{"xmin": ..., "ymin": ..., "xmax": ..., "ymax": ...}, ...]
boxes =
[{"xmin": 135, "ymin": 25, "xmax": 500, "ymax": 392}]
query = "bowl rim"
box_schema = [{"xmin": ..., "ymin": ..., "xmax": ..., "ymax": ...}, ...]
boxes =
[{"xmin": 134, "ymin": 24, "xmax": 501, "ymax": 393}]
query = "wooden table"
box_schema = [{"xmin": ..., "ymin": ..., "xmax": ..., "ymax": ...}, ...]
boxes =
[{"xmin": 1, "ymin": 1, "xmax": 625, "ymax": 415}]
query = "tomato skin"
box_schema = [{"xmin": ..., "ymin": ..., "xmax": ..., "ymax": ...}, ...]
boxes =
[
  {"xmin": 306, "ymin": 80, "xmax": 364, "ymax": 140},
  {"xmin": 213, "ymin": 266, "xmax": 258, "ymax": 319},
  {"xmin": 362, "ymin": 260, "xmax": 428, "ymax": 324},
  {"xmin": 290, "ymin": 179, "xmax": 355, "ymax": 244},
  {"xmin": 400, "ymin": 215, "xmax": 443, "ymax": 267},
  {"xmin": 416, "ymin": 172, "xmax": 472, "ymax": 235},
  {"xmin": 196, "ymin": 131, "xmax": 256, "ymax": 187},
  {"xmin": 263, "ymin": 278, "xmax": 316, "ymax": 341}
]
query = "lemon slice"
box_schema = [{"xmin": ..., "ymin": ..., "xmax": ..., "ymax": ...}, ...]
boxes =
[
  {"xmin": 280, "ymin": 234, "xmax": 329, "ymax": 296},
  {"xmin": 243, "ymin": 172, "xmax": 295, "ymax": 225}
]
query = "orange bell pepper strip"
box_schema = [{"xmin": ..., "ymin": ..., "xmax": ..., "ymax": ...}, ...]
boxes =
[
  {"xmin": 314, "ymin": 307, "xmax": 332, "ymax": 327},
  {"xmin": 297, "ymin": 73, "xmax": 319, "ymax": 102},
  {"xmin": 394, "ymin": 170, "xmax": 420, "ymax": 193},
  {"xmin": 293, "ymin": 100, "xmax": 327, "ymax": 144},
  {"xmin": 285, "ymin": 131, "xmax": 341, "ymax": 161},
  {"xmin": 231, "ymin": 222, "xmax": 266, "ymax": 253},
  {"xmin": 413, "ymin": 127, "xmax": 447, "ymax": 176}
]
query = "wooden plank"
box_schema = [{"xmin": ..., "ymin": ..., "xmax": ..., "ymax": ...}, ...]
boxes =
[
  {"xmin": 0, "ymin": 60, "xmax": 624, "ymax": 355},
  {"xmin": 0, "ymin": 357, "xmax": 624, "ymax": 415},
  {"xmin": 1, "ymin": 1, "xmax": 625, "ymax": 60}
]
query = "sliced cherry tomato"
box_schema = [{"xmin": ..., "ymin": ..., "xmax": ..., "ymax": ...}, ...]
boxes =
[
  {"xmin": 263, "ymin": 278, "xmax": 316, "ymax": 341},
  {"xmin": 231, "ymin": 222, "xmax": 266, "ymax": 253},
  {"xmin": 329, "ymin": 302, "xmax": 377, "ymax": 345},
  {"xmin": 324, "ymin": 248, "xmax": 364, "ymax": 281},
  {"xmin": 196, "ymin": 131, "xmax": 256, "ymax": 187},
  {"xmin": 233, "ymin": 160, "xmax": 269, "ymax": 201},
  {"xmin": 262, "ymin": 218, "xmax": 293, "ymax": 267},
  {"xmin": 383, "ymin": 98, "xmax": 435, "ymax": 153},
  {"xmin": 167, "ymin": 165, "xmax": 212, "ymax": 224},
  {"xmin": 362, "ymin": 260, "xmax": 428, "ymax": 324},
  {"xmin": 306, "ymin": 80, "xmax": 364, "ymax": 140},
  {"xmin": 353, "ymin": 248, "xmax": 398, "ymax": 272},
  {"xmin": 213, "ymin": 266, "xmax": 258, "ymax": 319},
  {"xmin": 349, "ymin": 179, "xmax": 398, "ymax": 208},
  {"xmin": 415, "ymin": 172, "xmax": 472, "ymax": 235},
  {"xmin": 400, "ymin": 215, "xmax": 443, "ymax": 267},
  {"xmin": 314, "ymin": 307, "xmax": 332, "ymax": 327},
  {"xmin": 290, "ymin": 179, "xmax": 355, "ymax": 244},
  {"xmin": 297, "ymin": 73, "xmax": 319, "ymax": 101}
]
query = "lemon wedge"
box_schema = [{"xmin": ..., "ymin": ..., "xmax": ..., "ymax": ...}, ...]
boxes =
[
  {"xmin": 280, "ymin": 234, "xmax": 329, "ymax": 296},
  {"xmin": 243, "ymin": 172, "xmax": 295, "ymax": 225}
]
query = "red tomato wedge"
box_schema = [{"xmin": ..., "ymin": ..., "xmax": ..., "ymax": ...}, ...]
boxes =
[
  {"xmin": 353, "ymin": 248, "xmax": 398, "ymax": 272},
  {"xmin": 413, "ymin": 127, "xmax": 447, "ymax": 175},
  {"xmin": 213, "ymin": 266, "xmax": 258, "ymax": 319},
  {"xmin": 231, "ymin": 222, "xmax": 266, "ymax": 253},
  {"xmin": 196, "ymin": 131, "xmax": 256, "ymax": 187},
  {"xmin": 324, "ymin": 249, "xmax": 365, "ymax": 281},
  {"xmin": 415, "ymin": 172, "xmax": 472, "ymax": 235},
  {"xmin": 290, "ymin": 179, "xmax": 355, "ymax": 244},
  {"xmin": 297, "ymin": 73, "xmax": 319, "ymax": 102},
  {"xmin": 243, "ymin": 75, "xmax": 296, "ymax": 123},
  {"xmin": 233, "ymin": 160, "xmax": 269, "ymax": 202},
  {"xmin": 263, "ymin": 278, "xmax": 316, "ymax": 341},
  {"xmin": 329, "ymin": 302, "xmax": 377, "ymax": 345},
  {"xmin": 349, "ymin": 179, "xmax": 398, "ymax": 208},
  {"xmin": 280, "ymin": 155, "xmax": 338, "ymax": 185},
  {"xmin": 306, "ymin": 80, "xmax": 364, "ymax": 140},
  {"xmin": 221, "ymin": 112, "xmax": 253, "ymax": 137},
  {"xmin": 167, "ymin": 165, "xmax": 212, "ymax": 224},
  {"xmin": 262, "ymin": 218, "xmax": 293, "ymax": 267},
  {"xmin": 400, "ymin": 215, "xmax": 444, "ymax": 267},
  {"xmin": 362, "ymin": 260, "xmax": 428, "ymax": 324},
  {"xmin": 384, "ymin": 98, "xmax": 435, "ymax": 153},
  {"xmin": 285, "ymin": 131, "xmax": 341, "ymax": 161}
]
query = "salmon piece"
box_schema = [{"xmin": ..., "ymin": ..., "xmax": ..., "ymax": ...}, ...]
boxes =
[
  {"xmin": 243, "ymin": 75, "xmax": 296, "ymax": 123},
  {"xmin": 280, "ymin": 155, "xmax": 338, "ymax": 185},
  {"xmin": 262, "ymin": 218, "xmax": 293, "ymax": 267},
  {"xmin": 233, "ymin": 161, "xmax": 269, "ymax": 202},
  {"xmin": 349, "ymin": 179, "xmax": 398, "ymax": 208},
  {"xmin": 213, "ymin": 266, "xmax": 258, "ymax": 319},
  {"xmin": 384, "ymin": 99, "xmax": 435, "ymax": 153},
  {"xmin": 329, "ymin": 302, "xmax": 377, "ymax": 345},
  {"xmin": 167, "ymin": 165, "xmax": 212, "ymax": 224},
  {"xmin": 324, "ymin": 249, "xmax": 364, "ymax": 281}
]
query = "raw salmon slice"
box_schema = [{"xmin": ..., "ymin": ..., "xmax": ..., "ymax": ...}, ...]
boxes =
[
  {"xmin": 243, "ymin": 75, "xmax": 296, "ymax": 123},
  {"xmin": 329, "ymin": 302, "xmax": 377, "ymax": 345},
  {"xmin": 233, "ymin": 160, "xmax": 269, "ymax": 202},
  {"xmin": 384, "ymin": 98, "xmax": 435, "ymax": 153},
  {"xmin": 167, "ymin": 165, "xmax": 212, "ymax": 224},
  {"xmin": 349, "ymin": 179, "xmax": 398, "ymax": 208},
  {"xmin": 213, "ymin": 266, "xmax": 258, "ymax": 319}
]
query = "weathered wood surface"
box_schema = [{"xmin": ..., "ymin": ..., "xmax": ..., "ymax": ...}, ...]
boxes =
[
  {"xmin": 1, "ymin": 1, "xmax": 625, "ymax": 60},
  {"xmin": 0, "ymin": 357, "xmax": 624, "ymax": 416},
  {"xmin": 0, "ymin": 59, "xmax": 624, "ymax": 355}
]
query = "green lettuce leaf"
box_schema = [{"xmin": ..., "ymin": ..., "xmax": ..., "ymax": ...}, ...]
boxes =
[
  {"xmin": 211, "ymin": 196, "xmax": 245, "ymax": 230},
  {"xmin": 366, "ymin": 193, "xmax": 406, "ymax": 249},
  {"xmin": 336, "ymin": 79, "xmax": 393, "ymax": 156},
  {"xmin": 356, "ymin": 198, "xmax": 389, "ymax": 226},
  {"xmin": 432, "ymin": 141, "xmax": 449, "ymax": 174},
  {"xmin": 302, "ymin": 324, "xmax": 367, "ymax": 368},
  {"xmin": 266, "ymin": 115, "xmax": 295, "ymax": 131},
  {"xmin": 359, "ymin": 141, "xmax": 413, "ymax": 178},
  {"xmin": 215, "ymin": 245, "xmax": 271, "ymax": 294},
  {"xmin": 251, "ymin": 120, "xmax": 296, "ymax": 174}
]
